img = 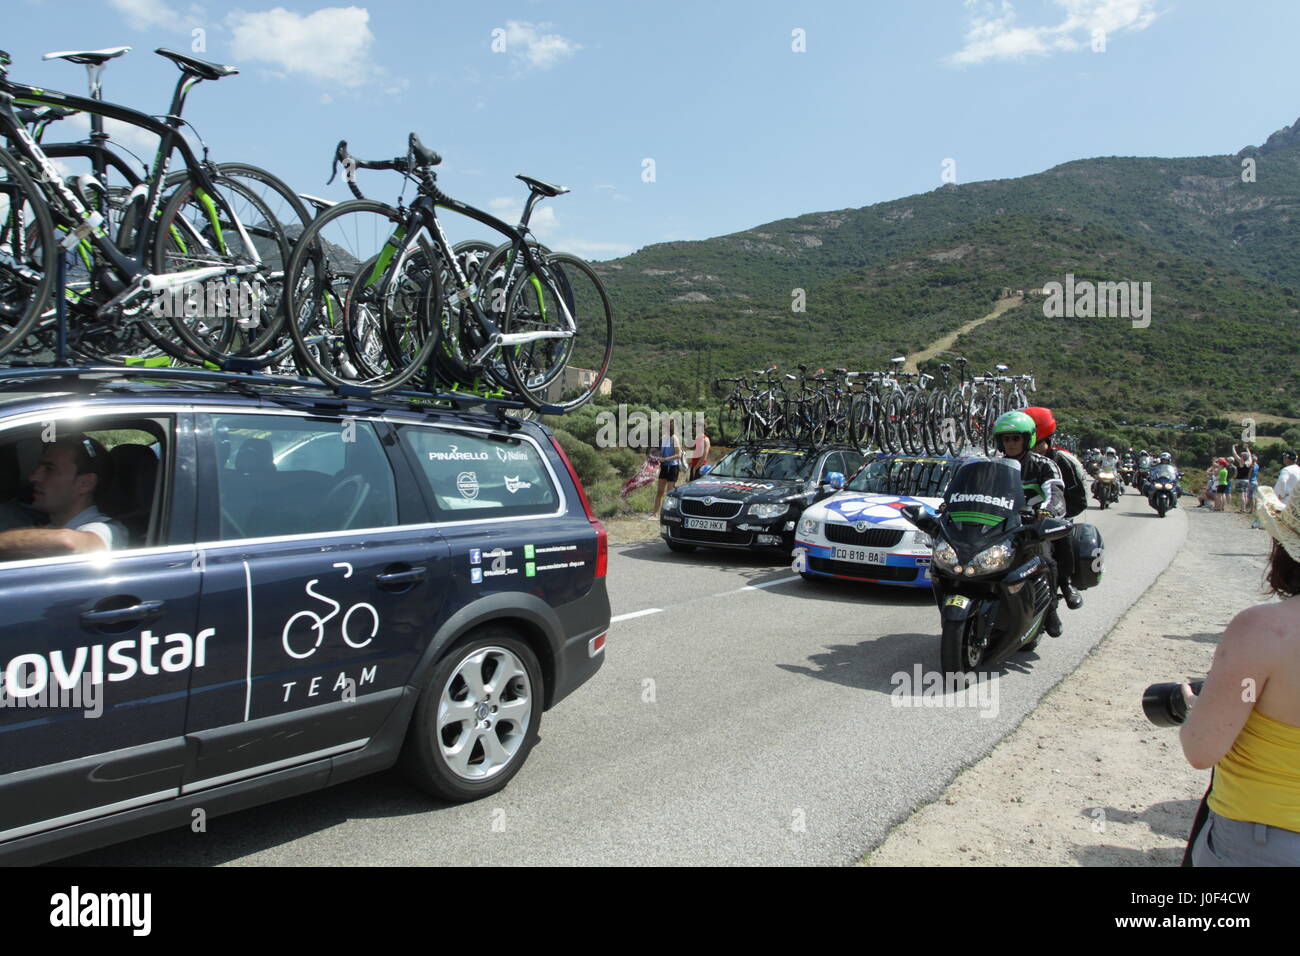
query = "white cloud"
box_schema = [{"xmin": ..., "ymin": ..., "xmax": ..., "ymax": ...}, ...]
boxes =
[
  {"xmin": 948, "ymin": 0, "xmax": 1158, "ymax": 66},
  {"xmin": 499, "ymin": 20, "xmax": 581, "ymax": 70},
  {"xmin": 226, "ymin": 6, "xmax": 379, "ymax": 87},
  {"xmin": 110, "ymin": 0, "xmax": 200, "ymax": 32},
  {"xmin": 488, "ymin": 196, "xmax": 559, "ymax": 233},
  {"xmin": 552, "ymin": 238, "xmax": 634, "ymax": 260}
]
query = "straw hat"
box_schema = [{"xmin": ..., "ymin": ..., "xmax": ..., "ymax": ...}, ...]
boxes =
[{"xmin": 1256, "ymin": 487, "xmax": 1300, "ymax": 561}]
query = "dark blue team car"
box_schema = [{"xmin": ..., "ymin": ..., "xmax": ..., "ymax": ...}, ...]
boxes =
[{"xmin": 0, "ymin": 368, "xmax": 609, "ymax": 863}]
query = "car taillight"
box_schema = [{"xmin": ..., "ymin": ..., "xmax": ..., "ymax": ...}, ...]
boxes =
[{"xmin": 549, "ymin": 433, "xmax": 607, "ymax": 578}]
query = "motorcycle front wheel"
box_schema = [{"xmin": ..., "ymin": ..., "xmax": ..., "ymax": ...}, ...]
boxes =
[{"xmin": 940, "ymin": 615, "xmax": 986, "ymax": 677}]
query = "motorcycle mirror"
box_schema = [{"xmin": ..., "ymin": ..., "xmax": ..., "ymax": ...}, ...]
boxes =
[{"xmin": 899, "ymin": 504, "xmax": 940, "ymax": 535}]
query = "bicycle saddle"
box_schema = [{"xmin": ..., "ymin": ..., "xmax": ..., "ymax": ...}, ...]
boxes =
[
  {"xmin": 516, "ymin": 175, "xmax": 569, "ymax": 198},
  {"xmin": 154, "ymin": 48, "xmax": 238, "ymax": 80},
  {"xmin": 408, "ymin": 133, "xmax": 441, "ymax": 167},
  {"xmin": 43, "ymin": 46, "xmax": 131, "ymax": 66}
]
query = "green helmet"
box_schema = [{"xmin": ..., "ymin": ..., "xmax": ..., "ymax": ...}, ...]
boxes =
[{"xmin": 992, "ymin": 410, "xmax": 1037, "ymax": 451}]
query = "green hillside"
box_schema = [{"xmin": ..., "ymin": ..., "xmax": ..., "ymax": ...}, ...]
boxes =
[{"xmin": 594, "ymin": 117, "xmax": 1300, "ymax": 423}]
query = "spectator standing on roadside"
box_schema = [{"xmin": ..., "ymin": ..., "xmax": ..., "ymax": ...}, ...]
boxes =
[
  {"xmin": 650, "ymin": 419, "xmax": 681, "ymax": 518},
  {"xmin": 1277, "ymin": 451, "xmax": 1300, "ymax": 506},
  {"xmin": 1232, "ymin": 444, "xmax": 1255, "ymax": 514},
  {"xmin": 685, "ymin": 416, "xmax": 711, "ymax": 481},
  {"xmin": 1215, "ymin": 458, "xmax": 1231, "ymax": 511},
  {"xmin": 1181, "ymin": 486, "xmax": 1300, "ymax": 865}
]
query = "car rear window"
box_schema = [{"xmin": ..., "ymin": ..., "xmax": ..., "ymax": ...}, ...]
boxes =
[{"xmin": 396, "ymin": 425, "xmax": 561, "ymax": 520}]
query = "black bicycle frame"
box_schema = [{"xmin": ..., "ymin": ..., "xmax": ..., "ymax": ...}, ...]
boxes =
[{"xmin": 0, "ymin": 76, "xmax": 223, "ymax": 284}]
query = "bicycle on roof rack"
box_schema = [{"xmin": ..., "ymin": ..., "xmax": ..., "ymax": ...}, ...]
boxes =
[
  {"xmin": 280, "ymin": 134, "xmax": 613, "ymax": 408},
  {"xmin": 0, "ymin": 47, "xmax": 298, "ymax": 366}
]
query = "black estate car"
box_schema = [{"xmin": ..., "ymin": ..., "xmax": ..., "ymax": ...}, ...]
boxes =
[
  {"xmin": 659, "ymin": 441, "xmax": 866, "ymax": 553},
  {"xmin": 0, "ymin": 369, "xmax": 609, "ymax": 864}
]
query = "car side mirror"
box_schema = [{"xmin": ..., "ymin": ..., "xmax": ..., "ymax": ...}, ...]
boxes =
[{"xmin": 900, "ymin": 504, "xmax": 940, "ymax": 535}]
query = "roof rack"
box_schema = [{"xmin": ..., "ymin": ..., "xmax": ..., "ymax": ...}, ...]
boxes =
[{"xmin": 0, "ymin": 363, "xmax": 562, "ymax": 421}]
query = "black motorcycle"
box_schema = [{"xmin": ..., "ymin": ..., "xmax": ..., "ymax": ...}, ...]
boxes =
[
  {"xmin": 901, "ymin": 458, "xmax": 1074, "ymax": 677},
  {"xmin": 1146, "ymin": 463, "xmax": 1179, "ymax": 517}
]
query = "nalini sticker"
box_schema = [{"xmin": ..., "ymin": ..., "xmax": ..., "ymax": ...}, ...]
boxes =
[{"xmin": 457, "ymin": 471, "xmax": 480, "ymax": 499}]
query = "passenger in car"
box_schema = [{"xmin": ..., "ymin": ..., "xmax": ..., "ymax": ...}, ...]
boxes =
[{"xmin": 0, "ymin": 435, "xmax": 128, "ymax": 558}]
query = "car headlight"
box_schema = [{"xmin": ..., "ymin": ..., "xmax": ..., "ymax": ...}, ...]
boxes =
[
  {"xmin": 798, "ymin": 516, "xmax": 819, "ymax": 537},
  {"xmin": 932, "ymin": 541, "xmax": 958, "ymax": 568},
  {"xmin": 748, "ymin": 502, "xmax": 788, "ymax": 519},
  {"xmin": 972, "ymin": 542, "xmax": 1014, "ymax": 573},
  {"xmin": 910, "ymin": 530, "xmax": 934, "ymax": 547},
  {"xmin": 662, "ymin": 497, "xmax": 678, "ymax": 512}
]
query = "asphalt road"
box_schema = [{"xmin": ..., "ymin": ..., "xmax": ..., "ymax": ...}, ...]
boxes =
[{"xmin": 69, "ymin": 491, "xmax": 1187, "ymax": 866}]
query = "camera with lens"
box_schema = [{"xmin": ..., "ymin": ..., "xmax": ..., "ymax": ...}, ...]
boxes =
[{"xmin": 1142, "ymin": 679, "xmax": 1204, "ymax": 727}]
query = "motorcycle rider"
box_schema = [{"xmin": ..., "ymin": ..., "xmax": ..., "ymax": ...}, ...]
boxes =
[
  {"xmin": 1101, "ymin": 447, "xmax": 1120, "ymax": 473},
  {"xmin": 1137, "ymin": 448, "xmax": 1153, "ymax": 494},
  {"xmin": 1023, "ymin": 407, "xmax": 1086, "ymax": 613},
  {"xmin": 992, "ymin": 410, "xmax": 1068, "ymax": 636}
]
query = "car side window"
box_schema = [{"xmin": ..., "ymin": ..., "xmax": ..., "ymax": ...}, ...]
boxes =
[
  {"xmin": 822, "ymin": 452, "xmax": 844, "ymax": 481},
  {"xmin": 0, "ymin": 416, "xmax": 172, "ymax": 560},
  {"xmin": 212, "ymin": 414, "xmax": 397, "ymax": 540},
  {"xmin": 396, "ymin": 424, "xmax": 560, "ymax": 520}
]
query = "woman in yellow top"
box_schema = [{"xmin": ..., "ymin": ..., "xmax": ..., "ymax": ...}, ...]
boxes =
[{"xmin": 1181, "ymin": 486, "xmax": 1300, "ymax": 865}]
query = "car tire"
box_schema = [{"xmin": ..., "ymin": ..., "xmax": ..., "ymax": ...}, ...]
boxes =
[
  {"xmin": 666, "ymin": 541, "xmax": 696, "ymax": 553},
  {"xmin": 401, "ymin": 627, "xmax": 543, "ymax": 802}
]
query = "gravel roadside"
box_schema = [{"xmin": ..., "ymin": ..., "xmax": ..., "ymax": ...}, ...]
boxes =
[{"xmin": 862, "ymin": 503, "xmax": 1273, "ymax": 866}]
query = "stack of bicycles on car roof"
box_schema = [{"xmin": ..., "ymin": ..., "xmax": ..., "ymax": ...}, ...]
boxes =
[
  {"xmin": 714, "ymin": 355, "xmax": 1037, "ymax": 456},
  {"xmin": 0, "ymin": 46, "xmax": 613, "ymax": 411}
]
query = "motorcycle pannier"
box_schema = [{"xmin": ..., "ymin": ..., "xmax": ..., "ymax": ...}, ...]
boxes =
[{"xmin": 1069, "ymin": 522, "xmax": 1104, "ymax": 590}]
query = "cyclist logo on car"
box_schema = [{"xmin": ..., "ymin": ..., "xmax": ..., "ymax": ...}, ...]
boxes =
[{"xmin": 281, "ymin": 562, "xmax": 379, "ymax": 660}]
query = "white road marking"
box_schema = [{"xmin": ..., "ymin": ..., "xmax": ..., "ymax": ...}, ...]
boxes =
[
  {"xmin": 611, "ymin": 607, "xmax": 664, "ymax": 623},
  {"xmin": 712, "ymin": 574, "xmax": 801, "ymax": 596}
]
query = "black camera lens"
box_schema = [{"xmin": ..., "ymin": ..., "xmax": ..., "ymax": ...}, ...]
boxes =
[{"xmin": 1142, "ymin": 679, "xmax": 1204, "ymax": 727}]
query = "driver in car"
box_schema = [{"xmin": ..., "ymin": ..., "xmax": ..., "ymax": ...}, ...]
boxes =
[{"xmin": 0, "ymin": 435, "xmax": 127, "ymax": 558}]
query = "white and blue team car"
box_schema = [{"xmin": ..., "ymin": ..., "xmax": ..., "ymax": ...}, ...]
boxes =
[{"xmin": 792, "ymin": 455, "xmax": 975, "ymax": 588}]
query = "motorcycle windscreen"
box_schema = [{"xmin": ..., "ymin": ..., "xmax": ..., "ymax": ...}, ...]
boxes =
[
  {"xmin": 1149, "ymin": 464, "xmax": 1177, "ymax": 482},
  {"xmin": 940, "ymin": 458, "xmax": 1025, "ymax": 543}
]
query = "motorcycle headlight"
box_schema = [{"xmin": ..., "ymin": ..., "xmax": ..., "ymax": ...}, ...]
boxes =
[
  {"xmin": 972, "ymin": 542, "xmax": 1014, "ymax": 574},
  {"xmin": 662, "ymin": 497, "xmax": 678, "ymax": 512},
  {"xmin": 748, "ymin": 502, "xmax": 789, "ymax": 519},
  {"xmin": 932, "ymin": 541, "xmax": 958, "ymax": 568},
  {"xmin": 798, "ymin": 516, "xmax": 819, "ymax": 537}
]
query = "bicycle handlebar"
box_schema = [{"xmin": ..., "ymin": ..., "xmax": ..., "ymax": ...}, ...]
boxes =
[{"xmin": 328, "ymin": 133, "xmax": 442, "ymax": 199}]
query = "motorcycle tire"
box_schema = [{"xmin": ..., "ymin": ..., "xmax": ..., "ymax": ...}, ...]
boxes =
[{"xmin": 940, "ymin": 615, "xmax": 985, "ymax": 676}]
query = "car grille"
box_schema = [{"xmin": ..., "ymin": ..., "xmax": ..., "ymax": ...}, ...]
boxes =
[
  {"xmin": 680, "ymin": 498, "xmax": 744, "ymax": 519},
  {"xmin": 824, "ymin": 524, "xmax": 905, "ymax": 548},
  {"xmin": 808, "ymin": 557, "xmax": 918, "ymax": 582},
  {"xmin": 674, "ymin": 527, "xmax": 753, "ymax": 546}
]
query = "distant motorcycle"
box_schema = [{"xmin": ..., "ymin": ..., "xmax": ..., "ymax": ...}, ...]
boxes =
[
  {"xmin": 1093, "ymin": 469, "xmax": 1120, "ymax": 509},
  {"xmin": 1119, "ymin": 463, "xmax": 1135, "ymax": 491},
  {"xmin": 1146, "ymin": 463, "xmax": 1179, "ymax": 518}
]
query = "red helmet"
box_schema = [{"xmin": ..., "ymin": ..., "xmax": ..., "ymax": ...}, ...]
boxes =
[{"xmin": 1022, "ymin": 406, "xmax": 1056, "ymax": 443}]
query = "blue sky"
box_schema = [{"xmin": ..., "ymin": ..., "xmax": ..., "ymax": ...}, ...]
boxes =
[{"xmin": 7, "ymin": 0, "xmax": 1300, "ymax": 259}]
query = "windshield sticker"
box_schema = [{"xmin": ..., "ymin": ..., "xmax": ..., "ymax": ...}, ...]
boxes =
[
  {"xmin": 428, "ymin": 445, "xmax": 489, "ymax": 461},
  {"xmin": 505, "ymin": 476, "xmax": 532, "ymax": 493},
  {"xmin": 457, "ymin": 472, "xmax": 480, "ymax": 499},
  {"xmin": 948, "ymin": 492, "xmax": 1015, "ymax": 511},
  {"xmin": 495, "ymin": 447, "xmax": 529, "ymax": 462},
  {"xmin": 694, "ymin": 479, "xmax": 776, "ymax": 491}
]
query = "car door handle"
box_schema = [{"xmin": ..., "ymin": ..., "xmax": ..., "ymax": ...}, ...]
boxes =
[
  {"xmin": 376, "ymin": 566, "xmax": 426, "ymax": 589},
  {"xmin": 81, "ymin": 600, "xmax": 166, "ymax": 627}
]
